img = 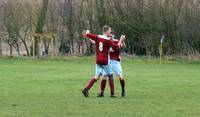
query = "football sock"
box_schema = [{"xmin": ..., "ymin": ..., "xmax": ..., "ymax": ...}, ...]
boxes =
[
  {"xmin": 108, "ymin": 74, "xmax": 115, "ymax": 95},
  {"xmin": 85, "ymin": 78, "xmax": 97, "ymax": 91},
  {"xmin": 119, "ymin": 77, "xmax": 125, "ymax": 90},
  {"xmin": 101, "ymin": 79, "xmax": 106, "ymax": 93}
]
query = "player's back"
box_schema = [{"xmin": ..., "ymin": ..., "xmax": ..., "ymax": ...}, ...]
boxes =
[
  {"xmin": 84, "ymin": 33, "xmax": 118, "ymax": 65},
  {"xmin": 95, "ymin": 35, "xmax": 112, "ymax": 65}
]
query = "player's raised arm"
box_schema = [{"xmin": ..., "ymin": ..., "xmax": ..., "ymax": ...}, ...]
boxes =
[
  {"xmin": 112, "ymin": 35, "xmax": 125, "ymax": 49},
  {"xmin": 108, "ymin": 39, "xmax": 121, "ymax": 49},
  {"xmin": 119, "ymin": 35, "xmax": 126, "ymax": 48},
  {"xmin": 82, "ymin": 30, "xmax": 98, "ymax": 41}
]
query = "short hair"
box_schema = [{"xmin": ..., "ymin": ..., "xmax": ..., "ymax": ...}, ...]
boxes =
[{"xmin": 103, "ymin": 25, "xmax": 111, "ymax": 33}]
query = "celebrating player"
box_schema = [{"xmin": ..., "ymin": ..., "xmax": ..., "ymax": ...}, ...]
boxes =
[
  {"xmin": 98, "ymin": 32, "xmax": 126, "ymax": 97},
  {"xmin": 81, "ymin": 25, "xmax": 125, "ymax": 97}
]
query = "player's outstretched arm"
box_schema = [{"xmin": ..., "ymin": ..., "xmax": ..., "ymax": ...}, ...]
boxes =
[
  {"xmin": 82, "ymin": 30, "xmax": 90, "ymax": 38},
  {"xmin": 82, "ymin": 30, "xmax": 98, "ymax": 41}
]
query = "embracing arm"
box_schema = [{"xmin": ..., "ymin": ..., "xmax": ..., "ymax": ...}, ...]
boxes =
[{"xmin": 89, "ymin": 39, "xmax": 95, "ymax": 44}]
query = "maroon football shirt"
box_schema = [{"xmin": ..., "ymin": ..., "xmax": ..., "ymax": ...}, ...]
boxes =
[
  {"xmin": 110, "ymin": 39, "xmax": 121, "ymax": 61},
  {"xmin": 84, "ymin": 33, "xmax": 119, "ymax": 65}
]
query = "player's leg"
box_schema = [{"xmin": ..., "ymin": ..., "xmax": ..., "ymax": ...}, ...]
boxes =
[
  {"xmin": 97, "ymin": 75, "xmax": 107, "ymax": 97},
  {"xmin": 104, "ymin": 64, "xmax": 116, "ymax": 97},
  {"xmin": 82, "ymin": 64, "xmax": 103, "ymax": 97},
  {"xmin": 112, "ymin": 60, "xmax": 126, "ymax": 97}
]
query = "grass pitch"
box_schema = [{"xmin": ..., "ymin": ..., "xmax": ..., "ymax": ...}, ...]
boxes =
[{"xmin": 0, "ymin": 57, "xmax": 200, "ymax": 117}]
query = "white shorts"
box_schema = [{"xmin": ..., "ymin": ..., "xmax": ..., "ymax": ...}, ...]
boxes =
[
  {"xmin": 102, "ymin": 59, "xmax": 122, "ymax": 77},
  {"xmin": 95, "ymin": 63, "xmax": 112, "ymax": 77},
  {"xmin": 110, "ymin": 59, "xmax": 122, "ymax": 76}
]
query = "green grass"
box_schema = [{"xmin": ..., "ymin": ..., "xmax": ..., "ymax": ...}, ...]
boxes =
[{"xmin": 0, "ymin": 57, "xmax": 200, "ymax": 117}]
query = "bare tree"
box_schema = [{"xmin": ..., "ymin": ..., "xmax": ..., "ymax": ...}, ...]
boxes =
[
  {"xmin": 63, "ymin": 0, "xmax": 76, "ymax": 54},
  {"xmin": 34, "ymin": 0, "xmax": 49, "ymax": 57},
  {"xmin": 0, "ymin": 0, "xmax": 199, "ymax": 57}
]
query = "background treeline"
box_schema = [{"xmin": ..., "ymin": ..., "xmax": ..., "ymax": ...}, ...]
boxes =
[{"xmin": 0, "ymin": 0, "xmax": 199, "ymax": 57}]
